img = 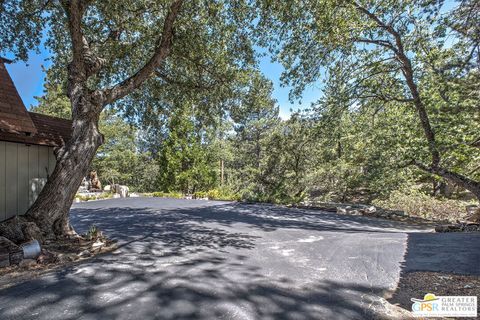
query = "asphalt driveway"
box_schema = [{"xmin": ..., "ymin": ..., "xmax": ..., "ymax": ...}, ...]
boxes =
[{"xmin": 1, "ymin": 198, "xmax": 479, "ymax": 319}]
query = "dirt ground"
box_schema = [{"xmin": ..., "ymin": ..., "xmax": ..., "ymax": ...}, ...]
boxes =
[
  {"xmin": 388, "ymin": 271, "xmax": 480, "ymax": 320},
  {"xmin": 0, "ymin": 236, "xmax": 116, "ymax": 289}
]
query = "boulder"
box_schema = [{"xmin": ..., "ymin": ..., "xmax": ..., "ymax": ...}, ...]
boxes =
[
  {"xmin": 435, "ymin": 225, "xmax": 462, "ymax": 233},
  {"xmin": 336, "ymin": 206, "xmax": 350, "ymax": 214},
  {"xmin": 9, "ymin": 250, "xmax": 23, "ymax": 265},
  {"xmin": 466, "ymin": 207, "xmax": 480, "ymax": 223},
  {"xmin": 0, "ymin": 236, "xmax": 20, "ymax": 253},
  {"xmin": 0, "ymin": 216, "xmax": 25, "ymax": 244},
  {"xmin": 360, "ymin": 206, "xmax": 377, "ymax": 215},
  {"xmin": 0, "ymin": 236, "xmax": 21, "ymax": 267},
  {"xmin": 37, "ymin": 249, "xmax": 57, "ymax": 264},
  {"xmin": 88, "ymin": 170, "xmax": 102, "ymax": 191}
]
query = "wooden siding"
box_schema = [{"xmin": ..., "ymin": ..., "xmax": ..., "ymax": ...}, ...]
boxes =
[{"xmin": 0, "ymin": 141, "xmax": 56, "ymax": 221}]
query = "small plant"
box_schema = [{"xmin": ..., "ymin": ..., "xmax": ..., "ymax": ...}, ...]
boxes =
[
  {"xmin": 194, "ymin": 191, "xmax": 208, "ymax": 199},
  {"xmin": 85, "ymin": 224, "xmax": 103, "ymax": 240},
  {"xmin": 205, "ymin": 188, "xmax": 240, "ymax": 201}
]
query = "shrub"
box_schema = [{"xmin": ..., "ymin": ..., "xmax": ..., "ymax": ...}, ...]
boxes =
[
  {"xmin": 194, "ymin": 191, "xmax": 208, "ymax": 199},
  {"xmin": 76, "ymin": 192, "xmax": 113, "ymax": 202},
  {"xmin": 193, "ymin": 188, "xmax": 240, "ymax": 201},
  {"xmin": 151, "ymin": 191, "xmax": 184, "ymax": 199},
  {"xmin": 373, "ymin": 188, "xmax": 475, "ymax": 222}
]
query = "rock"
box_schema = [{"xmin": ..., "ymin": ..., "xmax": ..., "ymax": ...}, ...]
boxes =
[
  {"xmin": 0, "ymin": 236, "xmax": 20, "ymax": 253},
  {"xmin": 9, "ymin": 250, "xmax": 23, "ymax": 265},
  {"xmin": 336, "ymin": 207, "xmax": 349, "ymax": 214},
  {"xmin": 78, "ymin": 250, "xmax": 91, "ymax": 257},
  {"xmin": 88, "ymin": 170, "xmax": 102, "ymax": 191},
  {"xmin": 0, "ymin": 216, "xmax": 25, "ymax": 244},
  {"xmin": 466, "ymin": 207, "xmax": 480, "ymax": 223},
  {"xmin": 0, "ymin": 236, "xmax": 21, "ymax": 267},
  {"xmin": 37, "ymin": 249, "xmax": 57, "ymax": 264},
  {"xmin": 111, "ymin": 184, "xmax": 129, "ymax": 197},
  {"xmin": 19, "ymin": 258, "xmax": 37, "ymax": 268},
  {"xmin": 435, "ymin": 225, "xmax": 462, "ymax": 233},
  {"xmin": 360, "ymin": 206, "xmax": 377, "ymax": 215},
  {"xmin": 391, "ymin": 210, "xmax": 406, "ymax": 217},
  {"xmin": 21, "ymin": 222, "xmax": 44, "ymax": 244},
  {"xmin": 57, "ymin": 253, "xmax": 76, "ymax": 263},
  {"xmin": 92, "ymin": 240, "xmax": 105, "ymax": 249},
  {"xmin": 0, "ymin": 253, "xmax": 9, "ymax": 268},
  {"xmin": 346, "ymin": 209, "xmax": 360, "ymax": 215},
  {"xmin": 462, "ymin": 223, "xmax": 479, "ymax": 232}
]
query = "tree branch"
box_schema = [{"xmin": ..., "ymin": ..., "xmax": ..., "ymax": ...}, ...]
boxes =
[
  {"xmin": 102, "ymin": 0, "xmax": 183, "ymax": 105},
  {"xmin": 154, "ymin": 70, "xmax": 218, "ymax": 91},
  {"xmin": 411, "ymin": 160, "xmax": 480, "ymax": 200},
  {"xmin": 62, "ymin": 0, "xmax": 89, "ymax": 79},
  {"xmin": 352, "ymin": 37, "xmax": 398, "ymax": 53},
  {"xmin": 349, "ymin": 0, "xmax": 441, "ymax": 169}
]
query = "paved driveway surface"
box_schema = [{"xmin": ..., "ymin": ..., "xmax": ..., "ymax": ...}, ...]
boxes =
[{"xmin": 1, "ymin": 198, "xmax": 479, "ymax": 319}]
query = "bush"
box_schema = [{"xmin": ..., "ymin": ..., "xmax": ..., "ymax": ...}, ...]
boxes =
[
  {"xmin": 373, "ymin": 188, "xmax": 475, "ymax": 222},
  {"xmin": 194, "ymin": 191, "xmax": 208, "ymax": 199},
  {"xmin": 76, "ymin": 192, "xmax": 113, "ymax": 202},
  {"xmin": 151, "ymin": 191, "xmax": 184, "ymax": 199},
  {"xmin": 194, "ymin": 188, "xmax": 240, "ymax": 201}
]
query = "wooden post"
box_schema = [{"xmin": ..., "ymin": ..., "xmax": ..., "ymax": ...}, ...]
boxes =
[{"xmin": 220, "ymin": 159, "xmax": 224, "ymax": 186}]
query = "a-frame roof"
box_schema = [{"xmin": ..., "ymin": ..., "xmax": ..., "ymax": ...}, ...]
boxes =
[
  {"xmin": 0, "ymin": 58, "xmax": 38, "ymax": 134},
  {"xmin": 0, "ymin": 58, "xmax": 72, "ymax": 147}
]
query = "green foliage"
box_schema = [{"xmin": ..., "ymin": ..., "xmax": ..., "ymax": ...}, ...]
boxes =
[
  {"xmin": 202, "ymin": 188, "xmax": 240, "ymax": 201},
  {"xmin": 7, "ymin": 0, "xmax": 479, "ymax": 213},
  {"xmin": 254, "ymin": 0, "xmax": 480, "ymax": 202},
  {"xmin": 85, "ymin": 224, "xmax": 103, "ymax": 240},
  {"xmin": 30, "ymin": 73, "xmax": 71, "ymax": 119},
  {"xmin": 92, "ymin": 111, "xmax": 159, "ymax": 191},
  {"xmin": 151, "ymin": 192, "xmax": 184, "ymax": 199},
  {"xmin": 75, "ymin": 193, "xmax": 113, "ymax": 202},
  {"xmin": 153, "ymin": 102, "xmax": 218, "ymax": 194}
]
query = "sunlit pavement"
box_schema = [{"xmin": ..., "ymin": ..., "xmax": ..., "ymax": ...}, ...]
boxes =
[{"xmin": 1, "ymin": 197, "xmax": 479, "ymax": 319}]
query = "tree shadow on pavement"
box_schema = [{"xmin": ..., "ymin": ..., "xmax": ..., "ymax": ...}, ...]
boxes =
[
  {"xmin": 0, "ymin": 201, "xmax": 427, "ymax": 319},
  {"xmin": 0, "ymin": 252, "xmax": 391, "ymax": 320},
  {"xmin": 70, "ymin": 202, "xmax": 429, "ymax": 239}
]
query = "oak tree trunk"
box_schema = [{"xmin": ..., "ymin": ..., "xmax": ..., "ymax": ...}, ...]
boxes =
[{"xmin": 25, "ymin": 102, "xmax": 103, "ymax": 238}]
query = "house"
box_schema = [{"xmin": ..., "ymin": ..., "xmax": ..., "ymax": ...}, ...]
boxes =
[{"xmin": 0, "ymin": 58, "xmax": 72, "ymax": 222}]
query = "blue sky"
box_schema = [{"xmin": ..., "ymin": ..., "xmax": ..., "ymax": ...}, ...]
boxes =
[{"xmin": 4, "ymin": 45, "xmax": 321, "ymax": 120}]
